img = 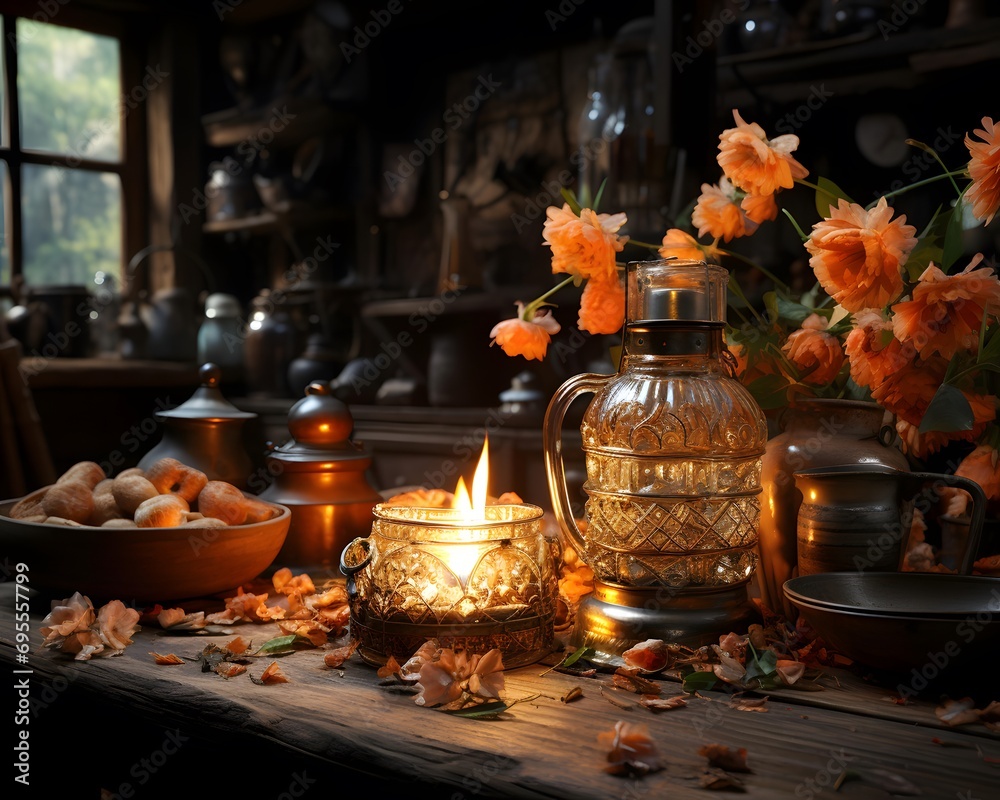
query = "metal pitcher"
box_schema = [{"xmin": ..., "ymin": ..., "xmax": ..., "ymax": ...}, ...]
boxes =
[{"xmin": 793, "ymin": 464, "xmax": 987, "ymax": 577}]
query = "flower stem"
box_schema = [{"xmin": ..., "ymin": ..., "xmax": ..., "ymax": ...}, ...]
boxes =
[
  {"xmin": 628, "ymin": 239, "xmax": 664, "ymax": 250},
  {"xmin": 719, "ymin": 248, "xmax": 789, "ymax": 292},
  {"xmin": 522, "ymin": 275, "xmax": 576, "ymax": 319},
  {"xmin": 867, "ymin": 169, "xmax": 968, "ymax": 208},
  {"xmin": 781, "ymin": 208, "xmax": 809, "ymax": 242}
]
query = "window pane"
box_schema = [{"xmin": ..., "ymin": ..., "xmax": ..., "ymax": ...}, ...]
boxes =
[
  {"xmin": 0, "ymin": 18, "xmax": 5, "ymax": 149},
  {"xmin": 22, "ymin": 165, "xmax": 121, "ymax": 286},
  {"xmin": 17, "ymin": 20, "xmax": 121, "ymax": 162},
  {"xmin": 0, "ymin": 161, "xmax": 8, "ymax": 285}
]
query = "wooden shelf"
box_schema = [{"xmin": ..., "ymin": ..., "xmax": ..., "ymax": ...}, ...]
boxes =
[
  {"xmin": 202, "ymin": 204, "xmax": 354, "ymax": 235},
  {"xmin": 716, "ymin": 18, "xmax": 1000, "ymax": 107},
  {"xmin": 201, "ymin": 98, "xmax": 358, "ymax": 149}
]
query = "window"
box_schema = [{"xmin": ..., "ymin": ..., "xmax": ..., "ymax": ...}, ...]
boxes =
[{"xmin": 1, "ymin": 11, "xmax": 133, "ymax": 301}]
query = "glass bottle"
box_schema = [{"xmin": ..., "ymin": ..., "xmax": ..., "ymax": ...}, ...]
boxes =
[
  {"xmin": 544, "ymin": 258, "xmax": 768, "ymax": 654},
  {"xmin": 576, "ymin": 51, "xmax": 614, "ymax": 207}
]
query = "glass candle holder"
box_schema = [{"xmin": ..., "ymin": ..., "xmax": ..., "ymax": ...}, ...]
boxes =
[{"xmin": 340, "ymin": 503, "xmax": 558, "ymax": 668}]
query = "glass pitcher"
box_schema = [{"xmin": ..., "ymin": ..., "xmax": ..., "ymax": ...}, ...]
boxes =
[{"xmin": 543, "ymin": 258, "xmax": 768, "ymax": 652}]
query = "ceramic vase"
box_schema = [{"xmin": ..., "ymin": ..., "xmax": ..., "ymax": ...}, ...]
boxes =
[{"xmin": 756, "ymin": 398, "xmax": 910, "ymax": 621}]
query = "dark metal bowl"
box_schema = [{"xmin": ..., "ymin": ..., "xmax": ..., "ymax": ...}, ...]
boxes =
[{"xmin": 784, "ymin": 572, "xmax": 1000, "ymax": 675}]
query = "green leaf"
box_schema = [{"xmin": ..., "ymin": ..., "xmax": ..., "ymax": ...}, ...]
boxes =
[
  {"xmin": 592, "ymin": 177, "xmax": 607, "ymax": 213},
  {"xmin": 905, "ymin": 237, "xmax": 945, "ymax": 281},
  {"xmin": 562, "ymin": 646, "xmax": 595, "ymax": 669},
  {"xmin": 746, "ymin": 374, "xmax": 793, "ymax": 410},
  {"xmin": 919, "ymin": 384, "xmax": 974, "ymax": 433},
  {"xmin": 979, "ymin": 326, "xmax": 1000, "ymax": 368},
  {"xmin": 743, "ymin": 644, "xmax": 778, "ymax": 684},
  {"xmin": 941, "ymin": 194, "xmax": 967, "ymax": 272},
  {"xmin": 774, "ymin": 295, "xmax": 813, "ymax": 326},
  {"xmin": 445, "ymin": 701, "xmax": 509, "ymax": 718},
  {"xmin": 254, "ymin": 635, "xmax": 313, "ymax": 655},
  {"xmin": 682, "ymin": 669, "xmax": 719, "ymax": 693},
  {"xmin": 560, "ymin": 187, "xmax": 582, "ymax": 215},
  {"xmin": 814, "ymin": 177, "xmax": 853, "ymax": 219}
]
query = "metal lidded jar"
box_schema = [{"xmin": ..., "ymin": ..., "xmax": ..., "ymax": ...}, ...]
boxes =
[
  {"xmin": 137, "ymin": 362, "xmax": 257, "ymax": 488},
  {"xmin": 258, "ymin": 381, "xmax": 382, "ymax": 569}
]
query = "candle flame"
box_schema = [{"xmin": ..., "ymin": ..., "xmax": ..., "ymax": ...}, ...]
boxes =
[{"xmin": 452, "ymin": 436, "xmax": 489, "ymax": 522}]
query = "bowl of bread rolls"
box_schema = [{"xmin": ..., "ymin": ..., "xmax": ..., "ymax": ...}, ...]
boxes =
[{"xmin": 0, "ymin": 457, "xmax": 291, "ymax": 603}]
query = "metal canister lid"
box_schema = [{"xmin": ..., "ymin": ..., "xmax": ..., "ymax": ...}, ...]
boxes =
[
  {"xmin": 268, "ymin": 381, "xmax": 371, "ymax": 463},
  {"xmin": 157, "ymin": 362, "xmax": 257, "ymax": 421}
]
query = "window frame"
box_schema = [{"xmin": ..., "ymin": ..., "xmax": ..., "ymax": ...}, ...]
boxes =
[{"xmin": 0, "ymin": 3, "xmax": 147, "ymax": 300}]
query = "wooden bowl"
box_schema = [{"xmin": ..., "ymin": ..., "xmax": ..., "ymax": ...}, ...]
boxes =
[{"xmin": 0, "ymin": 487, "xmax": 291, "ymax": 604}]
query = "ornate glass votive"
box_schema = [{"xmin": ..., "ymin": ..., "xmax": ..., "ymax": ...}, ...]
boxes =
[{"xmin": 340, "ymin": 502, "xmax": 558, "ymax": 669}]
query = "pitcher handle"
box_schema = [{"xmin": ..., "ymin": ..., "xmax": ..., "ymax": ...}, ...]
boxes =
[
  {"xmin": 542, "ymin": 372, "xmax": 611, "ymax": 556},
  {"xmin": 901, "ymin": 472, "xmax": 987, "ymax": 576}
]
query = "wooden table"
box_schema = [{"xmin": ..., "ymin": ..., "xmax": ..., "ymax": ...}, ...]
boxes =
[{"xmin": 2, "ymin": 579, "xmax": 997, "ymax": 798}]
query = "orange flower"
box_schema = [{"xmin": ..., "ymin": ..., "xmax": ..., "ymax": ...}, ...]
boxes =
[
  {"xmin": 741, "ymin": 191, "xmax": 778, "ymax": 224},
  {"xmin": 659, "ymin": 228, "xmax": 722, "ymax": 262},
  {"xmin": 542, "ymin": 203, "xmax": 627, "ymax": 283},
  {"xmin": 780, "ymin": 313, "xmax": 845, "ymax": 385},
  {"xmin": 844, "ymin": 309, "xmax": 917, "ymax": 390},
  {"xmin": 805, "ymin": 197, "xmax": 917, "ymax": 313},
  {"xmin": 965, "ymin": 116, "xmax": 1000, "ymax": 226},
  {"xmin": 956, "ymin": 444, "xmax": 1000, "ymax": 504},
  {"xmin": 692, "ymin": 178, "xmax": 754, "ymax": 242},
  {"xmin": 895, "ymin": 392, "xmax": 996, "ymax": 460},
  {"xmin": 578, "ymin": 273, "xmax": 625, "ymax": 335},
  {"xmin": 871, "ymin": 355, "xmax": 947, "ymax": 427},
  {"xmin": 717, "ymin": 109, "xmax": 808, "ymax": 196},
  {"xmin": 890, "ymin": 255, "xmax": 1000, "ymax": 360},
  {"xmin": 489, "ymin": 303, "xmax": 561, "ymax": 361}
]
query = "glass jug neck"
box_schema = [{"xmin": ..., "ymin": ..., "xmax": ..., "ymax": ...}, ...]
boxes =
[{"xmin": 621, "ymin": 321, "xmax": 725, "ymax": 360}]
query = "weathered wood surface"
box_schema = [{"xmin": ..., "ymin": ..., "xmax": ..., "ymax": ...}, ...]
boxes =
[{"xmin": 2, "ymin": 582, "xmax": 997, "ymax": 799}]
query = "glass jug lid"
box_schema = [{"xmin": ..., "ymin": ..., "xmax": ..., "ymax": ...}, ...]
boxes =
[{"xmin": 627, "ymin": 258, "xmax": 727, "ymax": 324}]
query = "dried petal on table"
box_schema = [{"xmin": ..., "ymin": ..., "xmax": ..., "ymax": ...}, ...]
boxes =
[
  {"xmin": 467, "ymin": 649, "xmax": 506, "ymax": 700},
  {"xmin": 598, "ymin": 720, "xmax": 661, "ymax": 777},
  {"xmin": 157, "ymin": 607, "xmax": 194, "ymax": 629},
  {"xmin": 214, "ymin": 662, "xmax": 247, "ymax": 679},
  {"xmin": 639, "ymin": 694, "xmax": 687, "ymax": 712},
  {"xmin": 561, "ymin": 686, "xmax": 584, "ymax": 703},
  {"xmin": 728, "ymin": 693, "xmax": 769, "ymax": 713},
  {"xmin": 149, "ymin": 652, "xmax": 185, "ymax": 665},
  {"xmin": 936, "ymin": 696, "xmax": 983, "ymax": 727},
  {"xmin": 311, "ymin": 584, "xmax": 349, "ymax": 608},
  {"xmin": 775, "ymin": 660, "xmax": 806, "ymax": 686},
  {"xmin": 377, "ymin": 655, "xmax": 402, "ymax": 679},
  {"xmin": 613, "ymin": 670, "xmax": 662, "ymax": 695},
  {"xmin": 712, "ymin": 651, "xmax": 747, "ymax": 685},
  {"xmin": 699, "ymin": 768, "xmax": 747, "ymax": 792},
  {"xmin": 40, "ymin": 592, "xmax": 96, "ymax": 644},
  {"xmin": 252, "ymin": 661, "xmax": 289, "ymax": 684},
  {"xmin": 223, "ymin": 636, "xmax": 251, "ymax": 656},
  {"xmin": 95, "ymin": 600, "xmax": 141, "ymax": 653},
  {"xmin": 718, "ymin": 632, "xmax": 748, "ymax": 661},
  {"xmin": 61, "ymin": 630, "xmax": 105, "ymax": 661},
  {"xmin": 277, "ymin": 620, "xmax": 330, "ymax": 647},
  {"xmin": 271, "ymin": 567, "xmax": 316, "ymax": 596},
  {"xmin": 314, "ymin": 604, "xmax": 350, "ymax": 636},
  {"xmin": 622, "ymin": 638, "xmax": 672, "ymax": 673},
  {"xmin": 324, "ymin": 640, "xmax": 360, "ymax": 668},
  {"xmin": 400, "ymin": 639, "xmax": 440, "ymax": 681},
  {"xmin": 698, "ymin": 744, "xmax": 753, "ymax": 773}
]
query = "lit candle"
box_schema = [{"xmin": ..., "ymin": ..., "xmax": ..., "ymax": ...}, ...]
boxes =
[{"xmin": 340, "ymin": 435, "xmax": 559, "ymax": 668}]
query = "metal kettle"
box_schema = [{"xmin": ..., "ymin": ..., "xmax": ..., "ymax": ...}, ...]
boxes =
[{"xmin": 120, "ymin": 244, "xmax": 213, "ymax": 361}]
